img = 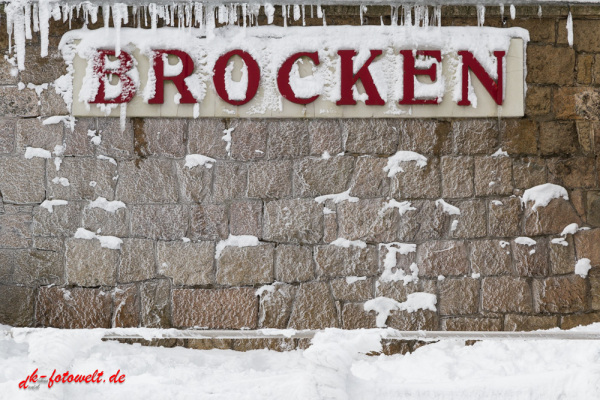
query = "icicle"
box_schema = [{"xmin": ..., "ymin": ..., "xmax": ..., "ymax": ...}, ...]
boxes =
[
  {"xmin": 310, "ymin": 5, "xmax": 314, "ymax": 18},
  {"xmin": 230, "ymin": 4, "xmax": 237, "ymax": 26},
  {"xmin": 510, "ymin": 4, "xmax": 516, "ymax": 20},
  {"xmin": 170, "ymin": 3, "xmax": 175, "ymax": 27},
  {"xmin": 150, "ymin": 3, "xmax": 157, "ymax": 31},
  {"xmin": 404, "ymin": 5, "xmax": 412, "ymax": 27},
  {"xmin": 32, "ymin": 3, "xmax": 39, "ymax": 32},
  {"xmin": 50, "ymin": 4, "xmax": 61, "ymax": 21},
  {"xmin": 24, "ymin": 4, "xmax": 32, "ymax": 40},
  {"xmin": 380, "ymin": 16, "xmax": 384, "ymax": 26},
  {"xmin": 360, "ymin": 5, "xmax": 364, "ymax": 25},
  {"xmin": 538, "ymin": 5, "xmax": 542, "ymax": 18},
  {"xmin": 500, "ymin": 4, "xmax": 504, "ymax": 18},
  {"xmin": 477, "ymin": 5, "xmax": 485, "ymax": 27},
  {"xmin": 264, "ymin": 3, "xmax": 275, "ymax": 24},
  {"xmin": 6, "ymin": 2, "xmax": 26, "ymax": 70},
  {"xmin": 391, "ymin": 6, "xmax": 398, "ymax": 26},
  {"xmin": 102, "ymin": 4, "xmax": 110, "ymax": 30},
  {"xmin": 322, "ymin": 9, "xmax": 326, "ymax": 26},
  {"xmin": 38, "ymin": 0, "xmax": 49, "ymax": 57},
  {"xmin": 120, "ymin": 104, "xmax": 127, "ymax": 133},
  {"xmin": 195, "ymin": 3, "xmax": 203, "ymax": 29},
  {"xmin": 184, "ymin": 4, "xmax": 191, "ymax": 28},
  {"xmin": 217, "ymin": 5, "xmax": 227, "ymax": 24},
  {"xmin": 293, "ymin": 5, "xmax": 301, "ymax": 21},
  {"xmin": 206, "ymin": 6, "xmax": 215, "ymax": 40},
  {"xmin": 566, "ymin": 12, "xmax": 573, "ymax": 47},
  {"xmin": 242, "ymin": 4, "xmax": 247, "ymax": 28},
  {"xmin": 422, "ymin": 6, "xmax": 429, "ymax": 27},
  {"xmin": 61, "ymin": 4, "xmax": 68, "ymax": 23},
  {"xmin": 302, "ymin": 5, "xmax": 306, "ymax": 26},
  {"xmin": 282, "ymin": 5, "xmax": 287, "ymax": 27},
  {"xmin": 316, "ymin": 5, "xmax": 322, "ymax": 18},
  {"xmin": 434, "ymin": 5, "xmax": 441, "ymax": 27},
  {"xmin": 178, "ymin": 4, "xmax": 184, "ymax": 28}
]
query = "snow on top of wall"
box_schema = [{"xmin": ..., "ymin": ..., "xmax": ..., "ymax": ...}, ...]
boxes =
[{"xmin": 521, "ymin": 183, "xmax": 569, "ymax": 211}]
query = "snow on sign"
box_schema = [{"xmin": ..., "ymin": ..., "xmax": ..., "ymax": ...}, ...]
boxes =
[{"xmin": 63, "ymin": 25, "xmax": 528, "ymax": 118}]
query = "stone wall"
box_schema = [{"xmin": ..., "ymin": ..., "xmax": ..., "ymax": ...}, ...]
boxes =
[{"xmin": 1, "ymin": 4, "xmax": 600, "ymax": 351}]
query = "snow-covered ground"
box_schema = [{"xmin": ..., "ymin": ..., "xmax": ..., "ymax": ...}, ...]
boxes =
[{"xmin": 2, "ymin": 324, "xmax": 600, "ymax": 399}]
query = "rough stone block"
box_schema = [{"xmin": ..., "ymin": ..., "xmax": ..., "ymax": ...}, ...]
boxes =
[
  {"xmin": 574, "ymin": 229, "xmax": 600, "ymax": 267},
  {"xmin": 573, "ymin": 19, "xmax": 600, "ymax": 52},
  {"xmin": 175, "ymin": 159, "xmax": 212, "ymax": 203},
  {"xmin": 524, "ymin": 198, "xmax": 582, "ymax": 236},
  {"xmin": 482, "ymin": 276, "xmax": 533, "ymax": 313},
  {"xmin": 117, "ymin": 159, "xmax": 178, "ymax": 203},
  {"xmin": 0, "ymin": 285, "xmax": 35, "ymax": 326},
  {"xmin": 390, "ymin": 158, "xmax": 441, "ymax": 199},
  {"xmin": 526, "ymin": 85, "xmax": 552, "ymax": 116},
  {"xmin": 216, "ymin": 243, "xmax": 274, "ymax": 286},
  {"xmin": 288, "ymin": 281, "xmax": 338, "ymax": 329},
  {"xmin": 342, "ymin": 119, "xmax": 398, "ymax": 155},
  {"xmin": 247, "ymin": 160, "xmax": 292, "ymax": 199},
  {"xmin": 40, "ymin": 88, "xmax": 69, "ymax": 117},
  {"xmin": 48, "ymin": 158, "xmax": 117, "ymax": 201},
  {"xmin": 338, "ymin": 199, "xmax": 401, "ymax": 242},
  {"xmin": 230, "ymin": 200, "xmax": 262, "ymax": 237},
  {"xmin": 188, "ymin": 119, "xmax": 228, "ymax": 159},
  {"xmin": 452, "ymin": 120, "xmax": 498, "ymax": 155},
  {"xmin": 0, "ymin": 119, "xmax": 15, "ymax": 154},
  {"xmin": 66, "ymin": 239, "xmax": 118, "ymax": 286},
  {"xmin": 442, "ymin": 317, "xmax": 502, "ymax": 331},
  {"xmin": 158, "ymin": 241, "xmax": 215, "ymax": 286},
  {"xmin": 20, "ymin": 47, "xmax": 66, "ymax": 85},
  {"xmin": 141, "ymin": 119, "xmax": 186, "ymax": 157},
  {"xmin": 342, "ymin": 303, "xmax": 377, "ymax": 329},
  {"xmin": 96, "ymin": 118, "xmax": 134, "ymax": 159},
  {"xmin": 504, "ymin": 314, "xmax": 559, "ymax": 331},
  {"xmin": 397, "ymin": 120, "xmax": 452, "ymax": 155},
  {"xmin": 231, "ymin": 338, "xmax": 296, "ymax": 352},
  {"xmin": 0, "ymin": 158, "xmax": 45, "ymax": 203},
  {"xmin": 387, "ymin": 309, "xmax": 438, "ymax": 331},
  {"xmin": 0, "ymin": 212, "xmax": 31, "ymax": 248},
  {"xmin": 314, "ymin": 244, "xmax": 378, "ymax": 278},
  {"xmin": 308, "ymin": 120, "xmax": 342, "ymax": 156},
  {"xmin": 549, "ymin": 236, "xmax": 576, "ymax": 275},
  {"xmin": 441, "ymin": 156, "xmax": 474, "ymax": 198},
  {"xmin": 266, "ymin": 120, "xmax": 309, "ymax": 159},
  {"xmin": 539, "ymin": 121, "xmax": 578, "ymax": 156},
  {"xmin": 510, "ymin": 18, "xmax": 554, "ymax": 43},
  {"xmin": 119, "ymin": 238, "xmax": 155, "ymax": 283},
  {"xmin": 376, "ymin": 280, "xmax": 437, "ymax": 303},
  {"xmin": 15, "ymin": 118, "xmax": 63, "ymax": 153},
  {"xmin": 0, "ymin": 87, "xmax": 38, "ymax": 117},
  {"xmin": 533, "ymin": 276, "xmax": 587, "ymax": 313},
  {"xmin": 113, "ymin": 284, "xmax": 140, "ymax": 328},
  {"xmin": 513, "ymin": 157, "xmax": 547, "ymax": 189},
  {"xmin": 36, "ymin": 287, "xmax": 111, "ymax": 328},
  {"xmin": 63, "ymin": 118, "xmax": 95, "ymax": 157},
  {"xmin": 474, "ymin": 156, "xmax": 513, "ymax": 196},
  {"xmin": 488, "ymin": 197, "xmax": 522, "ymax": 237},
  {"xmin": 590, "ymin": 269, "xmax": 600, "ymax": 310},
  {"xmin": 527, "ymin": 45, "xmax": 574, "ymax": 85},
  {"xmin": 172, "ymin": 288, "xmax": 257, "ymax": 329},
  {"xmin": 263, "ymin": 199, "xmax": 323, "ymax": 244},
  {"xmin": 587, "ymin": 191, "xmax": 600, "ymax": 227},
  {"xmin": 13, "ymin": 246, "xmax": 64, "ymax": 286},
  {"xmin": 450, "ymin": 199, "xmax": 487, "ymax": 239},
  {"xmin": 349, "ymin": 156, "xmax": 389, "ymax": 198},
  {"xmin": 512, "ymin": 237, "xmax": 549, "ymax": 276},
  {"xmin": 577, "ymin": 54, "xmax": 594, "ymax": 84},
  {"xmin": 471, "ymin": 240, "xmax": 513, "ymax": 276},
  {"xmin": 130, "ymin": 205, "xmax": 188, "ymax": 241},
  {"xmin": 140, "ymin": 279, "xmax": 172, "ymax": 328},
  {"xmin": 499, "ymin": 120, "xmax": 538, "ymax": 155},
  {"xmin": 397, "ymin": 200, "xmax": 449, "ymax": 241},
  {"xmin": 275, "ymin": 244, "xmax": 315, "ymax": 283},
  {"xmin": 439, "ymin": 278, "xmax": 480, "ymax": 315},
  {"xmin": 330, "ymin": 277, "xmax": 373, "ymax": 302},
  {"xmin": 82, "ymin": 207, "xmax": 128, "ymax": 237},
  {"xmin": 258, "ymin": 283, "xmax": 296, "ymax": 329},
  {"xmin": 416, "ymin": 240, "xmax": 469, "ymax": 277},
  {"xmin": 561, "ymin": 312, "xmax": 600, "ymax": 330},
  {"xmin": 548, "ymin": 157, "xmax": 597, "ymax": 189},
  {"xmin": 293, "ymin": 156, "xmax": 354, "ymax": 197},
  {"xmin": 189, "ymin": 204, "xmax": 228, "ymax": 241},
  {"xmin": 32, "ymin": 202, "xmax": 84, "ymax": 237},
  {"xmin": 230, "ymin": 119, "xmax": 268, "ymax": 161}
]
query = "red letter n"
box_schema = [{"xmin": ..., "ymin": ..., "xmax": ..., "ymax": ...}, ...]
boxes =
[
  {"xmin": 337, "ymin": 50, "xmax": 384, "ymax": 106},
  {"xmin": 457, "ymin": 50, "xmax": 505, "ymax": 106}
]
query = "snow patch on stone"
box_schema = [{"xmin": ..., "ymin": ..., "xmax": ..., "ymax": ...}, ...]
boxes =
[
  {"xmin": 515, "ymin": 237, "xmax": 536, "ymax": 246},
  {"xmin": 89, "ymin": 197, "xmax": 126, "ymax": 213},
  {"xmin": 74, "ymin": 227, "xmax": 122, "ymax": 250},
  {"xmin": 435, "ymin": 199, "xmax": 461, "ymax": 215},
  {"xmin": 51, "ymin": 177, "xmax": 70, "ymax": 186},
  {"xmin": 215, "ymin": 234, "xmax": 260, "ymax": 259},
  {"xmin": 25, "ymin": 147, "xmax": 52, "ymax": 159},
  {"xmin": 97, "ymin": 155, "xmax": 117, "ymax": 165},
  {"xmin": 364, "ymin": 293, "xmax": 437, "ymax": 327},
  {"xmin": 379, "ymin": 199, "xmax": 416, "ymax": 217},
  {"xmin": 40, "ymin": 199, "xmax": 68, "ymax": 213},
  {"xmin": 330, "ymin": 238, "xmax": 367, "ymax": 249},
  {"xmin": 575, "ymin": 258, "xmax": 592, "ymax": 278},
  {"xmin": 315, "ymin": 189, "xmax": 358, "ymax": 204},
  {"xmin": 522, "ymin": 183, "xmax": 569, "ymax": 211},
  {"xmin": 561, "ymin": 223, "xmax": 579, "ymax": 236},
  {"xmin": 346, "ymin": 276, "xmax": 367, "ymax": 285},
  {"xmin": 379, "ymin": 242, "xmax": 418, "ymax": 284},
  {"xmin": 491, "ymin": 148, "xmax": 509, "ymax": 158},
  {"xmin": 383, "ymin": 151, "xmax": 428, "ymax": 177},
  {"xmin": 185, "ymin": 154, "xmax": 216, "ymax": 169}
]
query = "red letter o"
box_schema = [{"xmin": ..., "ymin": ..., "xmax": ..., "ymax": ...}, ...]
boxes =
[{"xmin": 213, "ymin": 50, "xmax": 260, "ymax": 106}]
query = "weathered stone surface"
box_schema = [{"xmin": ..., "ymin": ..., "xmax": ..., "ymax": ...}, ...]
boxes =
[
  {"xmin": 257, "ymin": 283, "xmax": 296, "ymax": 329},
  {"xmin": 376, "ymin": 280, "xmax": 437, "ymax": 303},
  {"xmin": 471, "ymin": 240, "xmax": 513, "ymax": 276},
  {"xmin": 504, "ymin": 314, "xmax": 559, "ymax": 331},
  {"xmin": 439, "ymin": 278, "xmax": 479, "ymax": 315},
  {"xmin": 64, "ymin": 118, "xmax": 95, "ymax": 156},
  {"xmin": 263, "ymin": 199, "xmax": 323, "ymax": 244},
  {"xmin": 573, "ymin": 19, "xmax": 600, "ymax": 52},
  {"xmin": 524, "ymin": 198, "xmax": 582, "ymax": 236},
  {"xmin": 140, "ymin": 279, "xmax": 172, "ymax": 328},
  {"xmin": 338, "ymin": 199, "xmax": 400, "ymax": 242},
  {"xmin": 0, "ymin": 212, "xmax": 31, "ymax": 248},
  {"xmin": 387, "ymin": 309, "xmax": 439, "ymax": 331},
  {"xmin": 577, "ymin": 54, "xmax": 594, "ymax": 84},
  {"xmin": 482, "ymin": 276, "xmax": 533, "ymax": 313},
  {"xmin": 574, "ymin": 229, "xmax": 600, "ymax": 266},
  {"xmin": 513, "ymin": 157, "xmax": 547, "ymax": 189},
  {"xmin": 130, "ymin": 205, "xmax": 188, "ymax": 240},
  {"xmin": 450, "ymin": 200, "xmax": 487, "ymax": 239},
  {"xmin": 562, "ymin": 312, "xmax": 600, "ymax": 330},
  {"xmin": 15, "ymin": 118, "xmax": 63, "ymax": 153},
  {"xmin": 588, "ymin": 191, "xmax": 600, "ymax": 227},
  {"xmin": 549, "ymin": 236, "xmax": 576, "ymax": 275},
  {"xmin": 0, "ymin": 285, "xmax": 35, "ymax": 326},
  {"xmin": 526, "ymin": 85, "xmax": 552, "ymax": 116},
  {"xmin": 117, "ymin": 159, "xmax": 178, "ymax": 203},
  {"xmin": 48, "ymin": 158, "xmax": 117, "ymax": 201},
  {"xmin": 0, "ymin": 87, "xmax": 38, "ymax": 117},
  {"xmin": 293, "ymin": 156, "xmax": 354, "ymax": 197},
  {"xmin": 397, "ymin": 120, "xmax": 452, "ymax": 155},
  {"xmin": 548, "ymin": 157, "xmax": 597, "ymax": 189},
  {"xmin": 188, "ymin": 119, "xmax": 228, "ymax": 159},
  {"xmin": 119, "ymin": 239, "xmax": 155, "ymax": 283},
  {"xmin": 512, "ymin": 237, "xmax": 549, "ymax": 276},
  {"xmin": 417, "ymin": 241, "xmax": 469, "ymax": 277},
  {"xmin": 96, "ymin": 119, "xmax": 134, "ymax": 159},
  {"xmin": 0, "ymin": 158, "xmax": 45, "ymax": 203},
  {"xmin": 82, "ymin": 207, "xmax": 128, "ymax": 237},
  {"xmin": 113, "ymin": 284, "xmax": 140, "ymax": 328},
  {"xmin": 231, "ymin": 338, "xmax": 296, "ymax": 352},
  {"xmin": 36, "ymin": 287, "xmax": 111, "ymax": 328},
  {"xmin": 499, "ymin": 120, "xmax": 538, "ymax": 155},
  {"xmin": 589, "ymin": 269, "xmax": 600, "ymax": 310},
  {"xmin": 474, "ymin": 156, "xmax": 513, "ymax": 196},
  {"xmin": 488, "ymin": 198, "xmax": 521, "ymax": 237},
  {"xmin": 142, "ymin": 119, "xmax": 186, "ymax": 157},
  {"xmin": 275, "ymin": 244, "xmax": 314, "ymax": 283},
  {"xmin": 32, "ymin": 202, "xmax": 83, "ymax": 237},
  {"xmin": 247, "ymin": 160, "xmax": 292, "ymax": 199},
  {"xmin": 175, "ymin": 159, "xmax": 212, "ymax": 203},
  {"xmin": 230, "ymin": 119, "xmax": 268, "ymax": 161},
  {"xmin": 556, "ymin": 86, "xmax": 600, "ymax": 120},
  {"xmin": 342, "ymin": 119, "xmax": 398, "ymax": 155},
  {"xmin": 452, "ymin": 120, "xmax": 498, "ymax": 155},
  {"xmin": 288, "ymin": 281, "xmax": 338, "ymax": 329},
  {"xmin": 510, "ymin": 18, "xmax": 554, "ymax": 43},
  {"xmin": 315, "ymin": 244, "xmax": 378, "ymax": 278},
  {"xmin": 230, "ymin": 200, "xmax": 262, "ymax": 237},
  {"xmin": 66, "ymin": 239, "xmax": 118, "ymax": 286},
  {"xmin": 539, "ymin": 121, "xmax": 578, "ymax": 156},
  {"xmin": 342, "ymin": 303, "xmax": 377, "ymax": 329},
  {"xmin": 189, "ymin": 204, "xmax": 228, "ymax": 241},
  {"xmin": 442, "ymin": 317, "xmax": 502, "ymax": 331},
  {"xmin": 158, "ymin": 241, "xmax": 214, "ymax": 286},
  {"xmin": 40, "ymin": 88, "xmax": 70, "ymax": 117},
  {"xmin": 266, "ymin": 120, "xmax": 309, "ymax": 159},
  {"xmin": 330, "ymin": 277, "xmax": 373, "ymax": 301},
  {"xmin": 441, "ymin": 156, "xmax": 474, "ymax": 198},
  {"xmin": 397, "ymin": 200, "xmax": 449, "ymax": 241},
  {"xmin": 213, "ymin": 162, "xmax": 248, "ymax": 202},
  {"xmin": 187, "ymin": 339, "xmax": 232, "ymax": 351},
  {"xmin": 12, "ymin": 246, "xmax": 64, "ymax": 285},
  {"xmin": 533, "ymin": 276, "xmax": 587, "ymax": 313},
  {"xmin": 216, "ymin": 243, "xmax": 274, "ymax": 286},
  {"xmin": 390, "ymin": 158, "xmax": 441, "ymax": 199},
  {"xmin": 323, "ymin": 211, "xmax": 337, "ymax": 243},
  {"xmin": 0, "ymin": 119, "xmax": 15, "ymax": 154},
  {"xmin": 309, "ymin": 120, "xmax": 342, "ymax": 156},
  {"xmin": 527, "ymin": 45, "xmax": 574, "ymax": 85},
  {"xmin": 20, "ymin": 47, "xmax": 66, "ymax": 84},
  {"xmin": 349, "ymin": 156, "xmax": 389, "ymax": 198},
  {"xmin": 172, "ymin": 288, "xmax": 257, "ymax": 329}
]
